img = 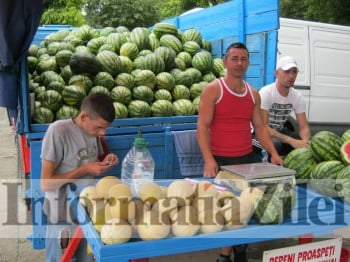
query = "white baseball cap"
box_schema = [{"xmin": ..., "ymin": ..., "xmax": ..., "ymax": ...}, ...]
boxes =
[{"xmin": 276, "ymin": 56, "xmax": 298, "ymax": 70}]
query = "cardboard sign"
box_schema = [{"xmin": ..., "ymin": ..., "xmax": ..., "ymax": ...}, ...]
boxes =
[{"xmin": 263, "ymin": 238, "xmax": 342, "ymax": 262}]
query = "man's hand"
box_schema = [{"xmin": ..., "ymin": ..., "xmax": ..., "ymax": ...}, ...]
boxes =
[
  {"xmin": 288, "ymin": 137, "xmax": 310, "ymax": 149},
  {"xmin": 203, "ymin": 159, "xmax": 219, "ymax": 178},
  {"xmin": 101, "ymin": 153, "xmax": 119, "ymax": 166},
  {"xmin": 270, "ymin": 153, "xmax": 284, "ymax": 166}
]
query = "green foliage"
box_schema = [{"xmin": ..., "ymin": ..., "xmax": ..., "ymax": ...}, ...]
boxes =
[
  {"xmin": 280, "ymin": 0, "xmax": 350, "ymax": 26},
  {"xmin": 83, "ymin": 0, "xmax": 160, "ymax": 29},
  {"xmin": 42, "ymin": 0, "xmax": 85, "ymax": 26}
]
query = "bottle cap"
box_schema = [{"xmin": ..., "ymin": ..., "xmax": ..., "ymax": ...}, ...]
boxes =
[{"xmin": 133, "ymin": 129, "xmax": 149, "ymax": 148}]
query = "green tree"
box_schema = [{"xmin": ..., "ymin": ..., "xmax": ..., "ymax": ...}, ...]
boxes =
[
  {"xmin": 83, "ymin": 0, "xmax": 159, "ymax": 29},
  {"xmin": 41, "ymin": 0, "xmax": 85, "ymax": 26}
]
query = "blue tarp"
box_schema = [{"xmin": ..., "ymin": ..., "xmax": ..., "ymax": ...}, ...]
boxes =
[{"xmin": 0, "ymin": 0, "xmax": 43, "ymax": 119}]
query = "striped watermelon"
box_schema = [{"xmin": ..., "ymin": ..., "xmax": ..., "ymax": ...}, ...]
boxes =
[
  {"xmin": 174, "ymin": 57, "xmax": 186, "ymax": 70},
  {"xmin": 151, "ymin": 100, "xmax": 174, "ymax": 117},
  {"xmin": 148, "ymin": 33, "xmax": 160, "ymax": 51},
  {"xmin": 174, "ymin": 71, "xmax": 193, "ymax": 87},
  {"xmin": 115, "ymin": 73, "xmax": 135, "ymax": 90},
  {"xmin": 172, "ymin": 85, "xmax": 191, "ymax": 100},
  {"xmin": 173, "ymin": 99, "xmax": 195, "ymax": 116},
  {"xmin": 177, "ymin": 52, "xmax": 192, "ymax": 68},
  {"xmin": 128, "ymin": 100, "xmax": 152, "ymax": 118},
  {"xmin": 119, "ymin": 55, "xmax": 134, "ymax": 74},
  {"xmin": 156, "ymin": 72, "xmax": 175, "ymax": 91},
  {"xmin": 154, "ymin": 89, "xmax": 172, "ymax": 101},
  {"xmin": 183, "ymin": 41, "xmax": 201, "ymax": 56},
  {"xmin": 86, "ymin": 37, "xmax": 107, "ymax": 54},
  {"xmin": 96, "ymin": 50, "xmax": 123, "ymax": 78},
  {"xmin": 153, "ymin": 46, "xmax": 176, "ymax": 71},
  {"xmin": 88, "ymin": 86, "xmax": 110, "ymax": 96},
  {"xmin": 310, "ymin": 131, "xmax": 343, "ymax": 162},
  {"xmin": 283, "ymin": 147, "xmax": 317, "ymax": 180},
  {"xmin": 159, "ymin": 34, "xmax": 183, "ymax": 54},
  {"xmin": 32, "ymin": 107, "xmax": 54, "ymax": 124},
  {"xmin": 113, "ymin": 102, "xmax": 128, "ymax": 119},
  {"xmin": 56, "ymin": 105, "xmax": 80, "ymax": 120},
  {"xmin": 192, "ymin": 50, "xmax": 214, "ymax": 74},
  {"xmin": 110, "ymin": 86, "xmax": 132, "ymax": 105},
  {"xmin": 130, "ymin": 27, "xmax": 150, "ymax": 51},
  {"xmin": 189, "ymin": 83, "xmax": 204, "ymax": 99},
  {"xmin": 106, "ymin": 33, "xmax": 127, "ymax": 53},
  {"xmin": 310, "ymin": 160, "xmax": 345, "ymax": 197},
  {"xmin": 62, "ymin": 85, "xmax": 87, "ymax": 107},
  {"xmin": 182, "ymin": 29, "xmax": 202, "ymax": 45},
  {"xmin": 152, "ymin": 23, "xmax": 178, "ymax": 39},
  {"xmin": 335, "ymin": 165, "xmax": 350, "ymax": 204},
  {"xmin": 134, "ymin": 70, "xmax": 156, "ymax": 89},
  {"xmin": 119, "ymin": 42, "xmax": 139, "ymax": 60},
  {"xmin": 40, "ymin": 90, "xmax": 63, "ymax": 112},
  {"xmin": 132, "ymin": 85, "xmax": 154, "ymax": 105},
  {"xmin": 141, "ymin": 53, "xmax": 165, "ymax": 74},
  {"xmin": 185, "ymin": 68, "xmax": 202, "ymax": 83},
  {"xmin": 212, "ymin": 58, "xmax": 225, "ymax": 77},
  {"xmin": 93, "ymin": 72, "xmax": 115, "ymax": 90},
  {"xmin": 342, "ymin": 129, "xmax": 350, "ymax": 142}
]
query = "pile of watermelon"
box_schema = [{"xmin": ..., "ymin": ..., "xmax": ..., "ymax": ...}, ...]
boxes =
[
  {"xmin": 27, "ymin": 23, "xmax": 226, "ymax": 124},
  {"xmin": 284, "ymin": 129, "xmax": 350, "ymax": 203}
]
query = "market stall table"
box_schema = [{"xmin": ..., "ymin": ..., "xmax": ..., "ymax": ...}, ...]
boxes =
[{"xmin": 66, "ymin": 182, "xmax": 350, "ymax": 262}]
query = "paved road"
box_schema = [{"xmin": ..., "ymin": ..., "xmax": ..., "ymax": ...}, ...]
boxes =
[{"xmin": 0, "ymin": 107, "xmax": 349, "ymax": 262}]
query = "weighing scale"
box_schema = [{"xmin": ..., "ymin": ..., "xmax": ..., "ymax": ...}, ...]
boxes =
[{"xmin": 214, "ymin": 162, "xmax": 296, "ymax": 192}]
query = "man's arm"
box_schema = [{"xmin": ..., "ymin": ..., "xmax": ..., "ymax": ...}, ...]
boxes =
[
  {"xmin": 197, "ymin": 81, "xmax": 219, "ymax": 177},
  {"xmin": 296, "ymin": 112, "xmax": 311, "ymax": 141},
  {"xmin": 252, "ymin": 90, "xmax": 283, "ymax": 165}
]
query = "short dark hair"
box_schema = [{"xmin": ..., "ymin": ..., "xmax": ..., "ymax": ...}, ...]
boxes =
[
  {"xmin": 224, "ymin": 42, "xmax": 249, "ymax": 59},
  {"xmin": 80, "ymin": 93, "xmax": 115, "ymax": 123}
]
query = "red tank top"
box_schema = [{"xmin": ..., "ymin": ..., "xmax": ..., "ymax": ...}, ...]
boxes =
[{"xmin": 210, "ymin": 77, "xmax": 255, "ymax": 157}]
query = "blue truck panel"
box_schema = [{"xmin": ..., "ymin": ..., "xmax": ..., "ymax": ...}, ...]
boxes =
[{"xmin": 21, "ymin": 0, "xmax": 280, "ymax": 250}]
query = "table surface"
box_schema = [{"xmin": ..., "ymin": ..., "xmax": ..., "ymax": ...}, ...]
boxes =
[{"xmin": 67, "ymin": 181, "xmax": 350, "ymax": 262}]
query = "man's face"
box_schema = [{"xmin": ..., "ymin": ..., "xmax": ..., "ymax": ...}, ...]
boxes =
[
  {"xmin": 83, "ymin": 114, "xmax": 111, "ymax": 137},
  {"xmin": 223, "ymin": 48, "xmax": 250, "ymax": 77},
  {"xmin": 276, "ymin": 67, "xmax": 299, "ymax": 88}
]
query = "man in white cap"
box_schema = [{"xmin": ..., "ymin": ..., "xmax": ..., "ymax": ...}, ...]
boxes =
[{"xmin": 259, "ymin": 56, "xmax": 311, "ymax": 156}]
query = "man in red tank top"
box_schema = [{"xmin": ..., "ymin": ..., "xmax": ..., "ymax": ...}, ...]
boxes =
[{"xmin": 197, "ymin": 42, "xmax": 283, "ymax": 262}]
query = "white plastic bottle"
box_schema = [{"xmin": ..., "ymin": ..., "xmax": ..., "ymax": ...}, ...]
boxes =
[{"xmin": 121, "ymin": 130, "xmax": 155, "ymax": 197}]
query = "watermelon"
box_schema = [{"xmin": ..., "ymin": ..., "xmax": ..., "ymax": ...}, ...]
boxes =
[
  {"xmin": 141, "ymin": 53, "xmax": 165, "ymax": 75},
  {"xmin": 253, "ymin": 183, "xmax": 296, "ymax": 224},
  {"xmin": 40, "ymin": 90, "xmax": 63, "ymax": 112},
  {"xmin": 62, "ymin": 85, "xmax": 87, "ymax": 107},
  {"xmin": 342, "ymin": 129, "xmax": 350, "ymax": 142},
  {"xmin": 132, "ymin": 85, "xmax": 154, "ymax": 105},
  {"xmin": 46, "ymin": 41, "xmax": 61, "ymax": 56},
  {"xmin": 47, "ymin": 81, "xmax": 65, "ymax": 94},
  {"xmin": 99, "ymin": 26, "xmax": 117, "ymax": 37},
  {"xmin": 110, "ymin": 86, "xmax": 132, "ymax": 105},
  {"xmin": 115, "ymin": 73, "xmax": 135, "ymax": 90},
  {"xmin": 88, "ymin": 86, "xmax": 110, "ymax": 96},
  {"xmin": 134, "ymin": 70, "xmax": 156, "ymax": 89},
  {"xmin": 182, "ymin": 29, "xmax": 202, "ymax": 45},
  {"xmin": 153, "ymin": 46, "xmax": 176, "ymax": 71},
  {"xmin": 69, "ymin": 50, "xmax": 101, "ymax": 76},
  {"xmin": 96, "ymin": 50, "xmax": 123, "ymax": 78},
  {"xmin": 212, "ymin": 58, "xmax": 225, "ymax": 77},
  {"xmin": 128, "ymin": 100, "xmax": 152, "ymax": 118},
  {"xmin": 174, "ymin": 57, "xmax": 187, "ymax": 70},
  {"xmin": 173, "ymin": 99, "xmax": 195, "ymax": 116},
  {"xmin": 87, "ymin": 37, "xmax": 107, "ymax": 54},
  {"xmin": 152, "ymin": 23, "xmax": 178, "ymax": 39},
  {"xmin": 310, "ymin": 160, "xmax": 345, "ymax": 197},
  {"xmin": 98, "ymin": 44, "xmax": 115, "ymax": 53},
  {"xmin": 192, "ymin": 50, "xmax": 214, "ymax": 74},
  {"xmin": 27, "ymin": 56, "xmax": 39, "ymax": 74},
  {"xmin": 55, "ymin": 50, "xmax": 73, "ymax": 68},
  {"xmin": 159, "ymin": 34, "xmax": 183, "ymax": 54},
  {"xmin": 93, "ymin": 72, "xmax": 115, "ymax": 90},
  {"xmin": 203, "ymin": 72, "xmax": 216, "ymax": 83},
  {"xmin": 155, "ymin": 72, "xmax": 175, "ymax": 91},
  {"xmin": 55, "ymin": 105, "xmax": 80, "ymax": 120},
  {"xmin": 119, "ymin": 55, "xmax": 134, "ymax": 74},
  {"xmin": 37, "ymin": 56, "xmax": 57, "ymax": 73},
  {"xmin": 172, "ymin": 85, "xmax": 191, "ymax": 100},
  {"xmin": 113, "ymin": 102, "xmax": 128, "ymax": 119},
  {"xmin": 40, "ymin": 71, "xmax": 65, "ymax": 87},
  {"xmin": 335, "ymin": 165, "xmax": 350, "ymax": 204},
  {"xmin": 119, "ymin": 42, "xmax": 139, "ymax": 60},
  {"xmin": 148, "ymin": 33, "xmax": 160, "ymax": 51},
  {"xmin": 310, "ymin": 131, "xmax": 343, "ymax": 162},
  {"xmin": 154, "ymin": 89, "xmax": 172, "ymax": 101},
  {"xmin": 183, "ymin": 41, "xmax": 201, "ymax": 56},
  {"xmin": 32, "ymin": 107, "xmax": 54, "ymax": 124},
  {"xmin": 193, "ymin": 96, "xmax": 200, "ymax": 114},
  {"xmin": 185, "ymin": 68, "xmax": 202, "ymax": 83},
  {"xmin": 174, "ymin": 71, "xmax": 193, "ymax": 87},
  {"xmin": 68, "ymin": 75, "xmax": 93, "ymax": 93},
  {"xmin": 106, "ymin": 33, "xmax": 126, "ymax": 53},
  {"xmin": 201, "ymin": 39, "xmax": 212, "ymax": 52},
  {"xmin": 151, "ymin": 100, "xmax": 174, "ymax": 117},
  {"xmin": 130, "ymin": 27, "xmax": 150, "ymax": 51},
  {"xmin": 177, "ymin": 52, "xmax": 192, "ymax": 68},
  {"xmin": 283, "ymin": 147, "xmax": 317, "ymax": 180},
  {"xmin": 189, "ymin": 83, "xmax": 204, "ymax": 99},
  {"xmin": 340, "ymin": 141, "xmax": 350, "ymax": 165}
]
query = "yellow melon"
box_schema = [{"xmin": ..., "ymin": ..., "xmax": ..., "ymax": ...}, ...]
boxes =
[{"xmin": 95, "ymin": 176, "xmax": 121, "ymax": 199}]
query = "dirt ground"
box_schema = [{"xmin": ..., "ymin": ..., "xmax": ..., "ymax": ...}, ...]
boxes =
[{"xmin": 0, "ymin": 107, "xmax": 349, "ymax": 262}]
